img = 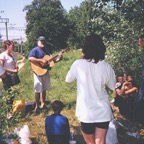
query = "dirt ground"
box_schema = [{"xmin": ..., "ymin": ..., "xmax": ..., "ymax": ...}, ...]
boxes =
[{"xmin": 15, "ymin": 55, "xmax": 144, "ymax": 144}]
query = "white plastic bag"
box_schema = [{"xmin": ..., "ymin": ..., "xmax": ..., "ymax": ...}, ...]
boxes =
[
  {"xmin": 18, "ymin": 125, "xmax": 32, "ymax": 144},
  {"xmin": 106, "ymin": 118, "xmax": 119, "ymax": 144}
]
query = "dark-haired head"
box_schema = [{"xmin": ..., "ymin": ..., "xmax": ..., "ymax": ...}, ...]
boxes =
[
  {"xmin": 52, "ymin": 100, "xmax": 64, "ymax": 113},
  {"xmin": 127, "ymin": 75, "xmax": 135, "ymax": 86},
  {"xmin": 82, "ymin": 33, "xmax": 106, "ymax": 63}
]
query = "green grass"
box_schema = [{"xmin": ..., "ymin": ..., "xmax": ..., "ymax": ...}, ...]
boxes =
[
  {"xmin": 6, "ymin": 49, "xmax": 83, "ymax": 143},
  {"xmin": 16, "ymin": 49, "xmax": 81, "ymax": 103},
  {"xmin": 6, "ymin": 49, "xmax": 114, "ymax": 144},
  {"xmin": 16, "ymin": 48, "xmax": 113, "ymax": 102}
]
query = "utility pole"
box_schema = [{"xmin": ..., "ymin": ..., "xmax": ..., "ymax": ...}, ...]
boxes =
[{"xmin": 0, "ymin": 18, "xmax": 9, "ymax": 40}]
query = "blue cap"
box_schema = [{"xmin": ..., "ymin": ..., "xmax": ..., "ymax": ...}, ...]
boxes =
[{"xmin": 38, "ymin": 36, "xmax": 45, "ymax": 41}]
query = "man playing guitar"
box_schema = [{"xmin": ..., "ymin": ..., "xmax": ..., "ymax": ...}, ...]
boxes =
[{"xmin": 28, "ymin": 36, "xmax": 63, "ymax": 113}]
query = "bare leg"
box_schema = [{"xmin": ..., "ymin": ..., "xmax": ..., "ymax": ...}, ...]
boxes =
[
  {"xmin": 35, "ymin": 92, "xmax": 40, "ymax": 110},
  {"xmin": 40, "ymin": 90, "xmax": 46, "ymax": 108},
  {"xmin": 81, "ymin": 130, "xmax": 95, "ymax": 144},
  {"xmin": 95, "ymin": 127, "xmax": 107, "ymax": 144}
]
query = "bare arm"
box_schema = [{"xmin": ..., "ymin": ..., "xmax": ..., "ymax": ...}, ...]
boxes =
[
  {"xmin": 124, "ymin": 87, "xmax": 138, "ymax": 95},
  {"xmin": 113, "ymin": 90, "xmax": 117, "ymax": 97},
  {"xmin": 115, "ymin": 81, "xmax": 129, "ymax": 96},
  {"xmin": 28, "ymin": 56, "xmax": 48, "ymax": 65}
]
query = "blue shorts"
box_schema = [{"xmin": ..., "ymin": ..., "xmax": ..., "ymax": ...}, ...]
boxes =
[{"xmin": 81, "ymin": 121, "xmax": 110, "ymax": 134}]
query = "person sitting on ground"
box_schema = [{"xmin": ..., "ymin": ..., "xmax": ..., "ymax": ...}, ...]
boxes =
[
  {"xmin": 116, "ymin": 75, "xmax": 138, "ymax": 97},
  {"xmin": 125, "ymin": 75, "xmax": 138, "ymax": 93},
  {"xmin": 114, "ymin": 74, "xmax": 138, "ymax": 118},
  {"xmin": 126, "ymin": 75, "xmax": 138, "ymax": 118},
  {"xmin": 111, "ymin": 74, "xmax": 124, "ymax": 112},
  {"xmin": 113, "ymin": 74, "xmax": 124, "ymax": 98},
  {"xmin": 45, "ymin": 100, "xmax": 70, "ymax": 144}
]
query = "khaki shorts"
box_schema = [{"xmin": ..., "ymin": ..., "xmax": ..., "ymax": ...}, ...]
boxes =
[{"xmin": 34, "ymin": 71, "xmax": 50, "ymax": 93}]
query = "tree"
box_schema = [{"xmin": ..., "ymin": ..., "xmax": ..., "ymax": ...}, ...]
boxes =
[
  {"xmin": 67, "ymin": 0, "xmax": 144, "ymax": 83},
  {"xmin": 106, "ymin": 0, "xmax": 144, "ymax": 81},
  {"xmin": 67, "ymin": 0, "xmax": 109, "ymax": 48},
  {"xmin": 23, "ymin": 0, "xmax": 71, "ymax": 51}
]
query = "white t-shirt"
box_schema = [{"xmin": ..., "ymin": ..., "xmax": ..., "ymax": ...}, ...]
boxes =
[
  {"xmin": 0, "ymin": 64, "xmax": 5, "ymax": 96},
  {"xmin": 0, "ymin": 52, "xmax": 16, "ymax": 74},
  {"xmin": 0, "ymin": 63, "xmax": 5, "ymax": 76},
  {"xmin": 66, "ymin": 59, "xmax": 116, "ymax": 123}
]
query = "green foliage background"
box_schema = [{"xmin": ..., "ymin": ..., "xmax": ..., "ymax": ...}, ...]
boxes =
[
  {"xmin": 23, "ymin": 0, "xmax": 144, "ymax": 84},
  {"xmin": 1, "ymin": 0, "xmax": 144, "ymax": 143}
]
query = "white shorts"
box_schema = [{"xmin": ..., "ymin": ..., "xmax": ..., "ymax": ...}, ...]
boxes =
[{"xmin": 34, "ymin": 71, "xmax": 50, "ymax": 93}]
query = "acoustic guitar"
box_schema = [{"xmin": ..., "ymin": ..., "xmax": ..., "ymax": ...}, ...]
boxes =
[{"xmin": 31, "ymin": 48, "xmax": 70, "ymax": 76}]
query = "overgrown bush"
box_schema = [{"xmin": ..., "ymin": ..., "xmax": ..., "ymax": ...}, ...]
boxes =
[{"xmin": 0, "ymin": 88, "xmax": 23, "ymax": 142}]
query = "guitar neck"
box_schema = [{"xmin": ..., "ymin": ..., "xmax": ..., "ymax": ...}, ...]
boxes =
[
  {"xmin": 47, "ymin": 48, "xmax": 70, "ymax": 62},
  {"xmin": 48, "ymin": 54, "xmax": 58, "ymax": 62}
]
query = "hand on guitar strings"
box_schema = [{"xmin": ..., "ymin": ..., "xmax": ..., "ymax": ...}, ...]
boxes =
[
  {"xmin": 40, "ymin": 59, "xmax": 49, "ymax": 67},
  {"xmin": 55, "ymin": 52, "xmax": 63, "ymax": 62}
]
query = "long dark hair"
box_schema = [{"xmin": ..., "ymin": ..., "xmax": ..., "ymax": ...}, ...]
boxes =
[{"xmin": 82, "ymin": 33, "xmax": 106, "ymax": 63}]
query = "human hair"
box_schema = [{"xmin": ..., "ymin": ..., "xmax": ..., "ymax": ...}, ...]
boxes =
[
  {"xmin": 127, "ymin": 75, "xmax": 136, "ymax": 86},
  {"xmin": 52, "ymin": 100, "xmax": 64, "ymax": 112},
  {"xmin": 82, "ymin": 33, "xmax": 106, "ymax": 63},
  {"xmin": 2, "ymin": 40, "xmax": 14, "ymax": 50},
  {"xmin": 118, "ymin": 74, "xmax": 123, "ymax": 77},
  {"xmin": 139, "ymin": 34, "xmax": 144, "ymax": 40}
]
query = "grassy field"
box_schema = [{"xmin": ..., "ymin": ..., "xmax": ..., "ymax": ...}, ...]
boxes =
[
  {"xmin": 2, "ymin": 49, "xmax": 143, "ymax": 144},
  {"xmin": 6, "ymin": 49, "xmax": 85, "ymax": 144},
  {"xmin": 17, "ymin": 49, "xmax": 82, "ymax": 103},
  {"xmin": 5, "ymin": 49, "xmax": 114, "ymax": 144}
]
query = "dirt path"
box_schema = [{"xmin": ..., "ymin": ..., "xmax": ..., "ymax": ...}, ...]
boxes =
[{"xmin": 17, "ymin": 55, "xmax": 25, "ymax": 70}]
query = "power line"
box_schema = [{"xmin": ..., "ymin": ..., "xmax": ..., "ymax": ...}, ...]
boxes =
[{"xmin": 0, "ymin": 27, "xmax": 25, "ymax": 31}]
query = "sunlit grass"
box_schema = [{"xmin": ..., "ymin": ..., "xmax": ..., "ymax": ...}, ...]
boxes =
[
  {"xmin": 7, "ymin": 49, "xmax": 114, "ymax": 143},
  {"xmin": 8, "ymin": 49, "xmax": 84, "ymax": 143}
]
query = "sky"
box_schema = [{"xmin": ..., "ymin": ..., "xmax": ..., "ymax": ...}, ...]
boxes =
[{"xmin": 0, "ymin": 0, "xmax": 84, "ymax": 41}]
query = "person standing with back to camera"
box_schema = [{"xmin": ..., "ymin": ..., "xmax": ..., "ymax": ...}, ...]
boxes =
[
  {"xmin": 28, "ymin": 36, "xmax": 63, "ymax": 113},
  {"xmin": 66, "ymin": 33, "xmax": 116, "ymax": 144}
]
